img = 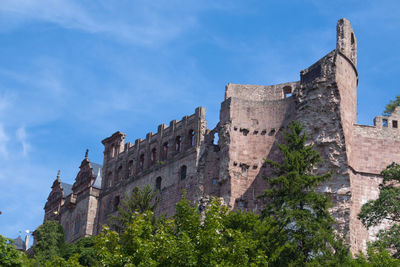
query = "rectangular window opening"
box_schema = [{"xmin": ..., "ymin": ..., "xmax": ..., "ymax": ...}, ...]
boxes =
[
  {"xmin": 383, "ymin": 119, "xmax": 388, "ymax": 127},
  {"xmin": 393, "ymin": 120, "xmax": 398, "ymax": 128}
]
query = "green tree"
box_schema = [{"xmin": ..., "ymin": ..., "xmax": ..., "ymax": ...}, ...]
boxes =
[
  {"xmin": 62, "ymin": 236, "xmax": 97, "ymax": 266},
  {"xmin": 108, "ymin": 185, "xmax": 160, "ymax": 233},
  {"xmin": 0, "ymin": 234, "xmax": 28, "ymax": 266},
  {"xmin": 95, "ymin": 196, "xmax": 268, "ymax": 266},
  {"xmin": 383, "ymin": 95, "xmax": 400, "ymax": 116},
  {"xmin": 261, "ymin": 121, "xmax": 350, "ymax": 266},
  {"xmin": 358, "ymin": 162, "xmax": 400, "ymax": 258},
  {"xmin": 32, "ymin": 220, "xmax": 66, "ymax": 263}
]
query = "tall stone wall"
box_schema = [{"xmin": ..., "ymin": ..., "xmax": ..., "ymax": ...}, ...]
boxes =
[{"xmin": 97, "ymin": 107, "xmax": 207, "ymax": 230}]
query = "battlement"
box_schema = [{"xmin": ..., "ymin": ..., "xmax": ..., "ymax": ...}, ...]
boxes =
[{"xmin": 100, "ymin": 107, "xmax": 206, "ymax": 189}]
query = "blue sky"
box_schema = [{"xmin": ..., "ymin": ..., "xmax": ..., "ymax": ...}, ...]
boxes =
[{"xmin": 0, "ymin": 0, "xmax": 399, "ymax": 243}]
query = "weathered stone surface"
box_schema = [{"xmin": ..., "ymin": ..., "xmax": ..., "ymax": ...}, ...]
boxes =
[{"xmin": 41, "ymin": 18, "xmax": 400, "ymax": 254}]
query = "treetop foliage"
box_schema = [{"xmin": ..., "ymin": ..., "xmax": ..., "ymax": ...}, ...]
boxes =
[{"xmin": 383, "ymin": 95, "xmax": 400, "ymax": 117}]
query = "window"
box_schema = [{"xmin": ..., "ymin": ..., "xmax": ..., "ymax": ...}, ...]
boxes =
[
  {"xmin": 383, "ymin": 119, "xmax": 388, "ymax": 127},
  {"xmin": 163, "ymin": 142, "xmax": 168, "ymax": 159},
  {"xmin": 113, "ymin": 196, "xmax": 120, "ymax": 212},
  {"xmin": 139, "ymin": 154, "xmax": 145, "ymax": 169},
  {"xmin": 155, "ymin": 176, "xmax": 162, "ymax": 191},
  {"xmin": 189, "ymin": 130, "xmax": 195, "ymax": 147},
  {"xmin": 212, "ymin": 178, "xmax": 218, "ymax": 185},
  {"xmin": 283, "ymin": 85, "xmax": 292, "ymax": 98},
  {"xmin": 110, "ymin": 144, "xmax": 115, "ymax": 158},
  {"xmin": 393, "ymin": 120, "xmax": 398, "ymax": 128},
  {"xmin": 128, "ymin": 160, "xmax": 134, "ymax": 176},
  {"xmin": 74, "ymin": 218, "xmax": 81, "ymax": 235},
  {"xmin": 151, "ymin": 148, "xmax": 157, "ymax": 164},
  {"xmin": 176, "ymin": 136, "xmax": 182, "ymax": 152},
  {"xmin": 117, "ymin": 166, "xmax": 123, "ymax": 181},
  {"xmin": 180, "ymin": 165, "xmax": 187, "ymax": 180}
]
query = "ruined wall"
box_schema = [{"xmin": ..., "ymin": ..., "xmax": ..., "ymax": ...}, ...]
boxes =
[
  {"xmin": 349, "ymin": 108, "xmax": 400, "ymax": 252},
  {"xmin": 97, "ymin": 107, "xmax": 207, "ymax": 230},
  {"xmin": 218, "ymin": 82, "xmax": 297, "ymax": 210}
]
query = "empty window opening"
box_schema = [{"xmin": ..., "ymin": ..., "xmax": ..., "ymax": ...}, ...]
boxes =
[
  {"xmin": 175, "ymin": 136, "xmax": 182, "ymax": 152},
  {"xmin": 233, "ymin": 161, "xmax": 238, "ymax": 166},
  {"xmin": 212, "ymin": 178, "xmax": 218, "ymax": 185},
  {"xmin": 110, "ymin": 144, "xmax": 115, "ymax": 158},
  {"xmin": 163, "ymin": 142, "xmax": 169, "ymax": 159},
  {"xmin": 383, "ymin": 119, "xmax": 388, "ymax": 127},
  {"xmin": 117, "ymin": 166, "xmax": 123, "ymax": 181},
  {"xmin": 213, "ymin": 132, "xmax": 219, "ymax": 145},
  {"xmin": 139, "ymin": 154, "xmax": 145, "ymax": 169},
  {"xmin": 261, "ymin": 130, "xmax": 267, "ymax": 136},
  {"xmin": 128, "ymin": 160, "xmax": 134, "ymax": 176},
  {"xmin": 283, "ymin": 85, "xmax": 292, "ymax": 98},
  {"xmin": 151, "ymin": 148, "xmax": 157, "ymax": 164},
  {"xmin": 351, "ymin": 33, "xmax": 355, "ymax": 45},
  {"xmin": 113, "ymin": 196, "xmax": 120, "ymax": 212},
  {"xmin": 253, "ymin": 130, "xmax": 258, "ymax": 135},
  {"xmin": 180, "ymin": 165, "xmax": 187, "ymax": 180},
  {"xmin": 393, "ymin": 120, "xmax": 398, "ymax": 128},
  {"xmin": 189, "ymin": 130, "xmax": 195, "ymax": 147},
  {"xmin": 155, "ymin": 176, "xmax": 162, "ymax": 191}
]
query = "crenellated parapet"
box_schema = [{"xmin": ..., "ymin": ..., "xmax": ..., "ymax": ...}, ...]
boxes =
[{"xmin": 100, "ymin": 107, "xmax": 206, "ymax": 190}]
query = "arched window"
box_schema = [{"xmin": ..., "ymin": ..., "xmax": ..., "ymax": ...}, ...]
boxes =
[
  {"xmin": 180, "ymin": 165, "xmax": 187, "ymax": 180},
  {"xmin": 155, "ymin": 176, "xmax": 162, "ymax": 191},
  {"xmin": 151, "ymin": 148, "xmax": 157, "ymax": 164},
  {"xmin": 175, "ymin": 136, "xmax": 182, "ymax": 152},
  {"xmin": 163, "ymin": 142, "xmax": 168, "ymax": 159},
  {"xmin": 139, "ymin": 154, "xmax": 145, "ymax": 169},
  {"xmin": 188, "ymin": 130, "xmax": 195, "ymax": 147}
]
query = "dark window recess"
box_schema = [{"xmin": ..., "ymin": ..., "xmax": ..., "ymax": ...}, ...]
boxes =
[
  {"xmin": 176, "ymin": 136, "xmax": 182, "ymax": 152},
  {"xmin": 383, "ymin": 119, "xmax": 388, "ymax": 127},
  {"xmin": 139, "ymin": 154, "xmax": 145, "ymax": 169},
  {"xmin": 163, "ymin": 142, "xmax": 169, "ymax": 159},
  {"xmin": 151, "ymin": 148, "xmax": 157, "ymax": 164},
  {"xmin": 393, "ymin": 120, "xmax": 398, "ymax": 128},
  {"xmin": 212, "ymin": 178, "xmax": 218, "ymax": 185},
  {"xmin": 189, "ymin": 130, "xmax": 195, "ymax": 147},
  {"xmin": 128, "ymin": 160, "xmax": 134, "ymax": 176},
  {"xmin": 113, "ymin": 196, "xmax": 120, "ymax": 212},
  {"xmin": 180, "ymin": 165, "xmax": 187, "ymax": 180},
  {"xmin": 156, "ymin": 176, "xmax": 162, "ymax": 191}
]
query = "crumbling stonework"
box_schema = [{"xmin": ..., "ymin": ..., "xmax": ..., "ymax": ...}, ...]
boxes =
[{"xmin": 43, "ymin": 18, "xmax": 400, "ymax": 253}]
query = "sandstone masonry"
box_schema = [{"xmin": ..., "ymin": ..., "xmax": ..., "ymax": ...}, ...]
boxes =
[{"xmin": 43, "ymin": 18, "xmax": 400, "ymax": 253}]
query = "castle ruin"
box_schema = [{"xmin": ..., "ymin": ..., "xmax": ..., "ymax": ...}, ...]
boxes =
[{"xmin": 43, "ymin": 18, "xmax": 400, "ymax": 253}]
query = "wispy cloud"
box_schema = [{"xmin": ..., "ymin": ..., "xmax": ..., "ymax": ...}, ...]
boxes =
[{"xmin": 0, "ymin": 0, "xmax": 210, "ymax": 46}]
